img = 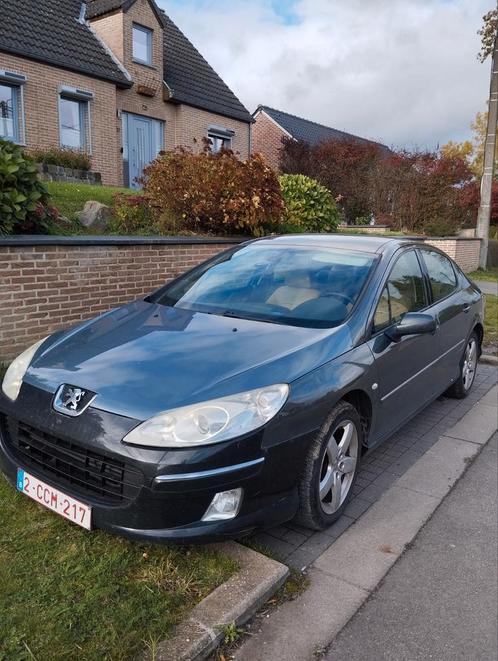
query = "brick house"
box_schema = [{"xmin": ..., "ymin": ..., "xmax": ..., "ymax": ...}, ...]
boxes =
[
  {"xmin": 0, "ymin": 0, "xmax": 252, "ymax": 187},
  {"xmin": 252, "ymin": 105, "xmax": 387, "ymax": 171}
]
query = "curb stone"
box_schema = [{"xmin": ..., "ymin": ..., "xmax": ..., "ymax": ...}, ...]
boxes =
[
  {"xmin": 480, "ymin": 354, "xmax": 498, "ymax": 366},
  {"xmin": 147, "ymin": 542, "xmax": 289, "ymax": 661}
]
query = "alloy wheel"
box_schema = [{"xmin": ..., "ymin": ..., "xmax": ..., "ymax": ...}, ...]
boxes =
[
  {"xmin": 462, "ymin": 338, "xmax": 477, "ymax": 391},
  {"xmin": 318, "ymin": 420, "xmax": 359, "ymax": 515}
]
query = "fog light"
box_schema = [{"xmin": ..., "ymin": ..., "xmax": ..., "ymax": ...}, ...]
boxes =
[{"xmin": 202, "ymin": 488, "xmax": 243, "ymax": 522}]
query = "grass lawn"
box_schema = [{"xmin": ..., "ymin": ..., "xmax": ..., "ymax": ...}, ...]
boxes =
[
  {"xmin": 468, "ymin": 267, "xmax": 498, "ymax": 283},
  {"xmin": 0, "ymin": 475, "xmax": 238, "ymax": 659},
  {"xmin": 46, "ymin": 181, "xmax": 135, "ymax": 222},
  {"xmin": 483, "ymin": 294, "xmax": 498, "ymax": 356}
]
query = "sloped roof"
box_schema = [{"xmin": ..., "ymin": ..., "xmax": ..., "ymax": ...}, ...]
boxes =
[
  {"xmin": 0, "ymin": 0, "xmax": 131, "ymax": 87},
  {"xmin": 160, "ymin": 11, "xmax": 252, "ymax": 124},
  {"xmin": 256, "ymin": 105, "xmax": 388, "ymax": 149}
]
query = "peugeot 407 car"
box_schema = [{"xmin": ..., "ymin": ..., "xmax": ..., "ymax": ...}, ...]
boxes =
[{"xmin": 0, "ymin": 236, "xmax": 483, "ymax": 541}]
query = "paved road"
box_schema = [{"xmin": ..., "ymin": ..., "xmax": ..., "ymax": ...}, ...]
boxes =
[
  {"xmin": 325, "ymin": 433, "xmax": 498, "ymax": 661},
  {"xmin": 475, "ymin": 279, "xmax": 498, "ymax": 296}
]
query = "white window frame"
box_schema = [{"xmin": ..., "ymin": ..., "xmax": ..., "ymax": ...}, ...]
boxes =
[
  {"xmin": 0, "ymin": 70, "xmax": 27, "ymax": 145},
  {"xmin": 58, "ymin": 86, "xmax": 93, "ymax": 154},
  {"xmin": 132, "ymin": 23, "xmax": 153, "ymax": 66}
]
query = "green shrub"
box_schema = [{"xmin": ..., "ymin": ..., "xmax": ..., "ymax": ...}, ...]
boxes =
[
  {"xmin": 279, "ymin": 174, "xmax": 339, "ymax": 233},
  {"xmin": 423, "ymin": 219, "xmax": 457, "ymax": 237},
  {"xmin": 28, "ymin": 146, "xmax": 91, "ymax": 171},
  {"xmin": 353, "ymin": 215, "xmax": 370, "ymax": 226},
  {"xmin": 109, "ymin": 194, "xmax": 158, "ymax": 235},
  {"xmin": 142, "ymin": 146, "xmax": 284, "ymax": 237},
  {"xmin": 0, "ymin": 138, "xmax": 53, "ymax": 235}
]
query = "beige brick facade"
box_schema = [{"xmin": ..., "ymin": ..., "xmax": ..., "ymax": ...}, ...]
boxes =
[
  {"xmin": 0, "ymin": 0, "xmax": 250, "ymax": 186},
  {"xmin": 252, "ymin": 109, "xmax": 287, "ymax": 170},
  {"xmin": 0, "ymin": 52, "xmax": 120, "ymax": 185}
]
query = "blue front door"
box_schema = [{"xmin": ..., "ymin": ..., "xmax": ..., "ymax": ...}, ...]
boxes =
[{"xmin": 124, "ymin": 113, "xmax": 163, "ymax": 189}]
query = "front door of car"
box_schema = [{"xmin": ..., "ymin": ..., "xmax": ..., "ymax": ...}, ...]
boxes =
[{"xmin": 367, "ymin": 249, "xmax": 441, "ymax": 442}]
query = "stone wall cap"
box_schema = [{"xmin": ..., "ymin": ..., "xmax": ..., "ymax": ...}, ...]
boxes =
[{"xmin": 0, "ymin": 235, "xmax": 246, "ymax": 247}]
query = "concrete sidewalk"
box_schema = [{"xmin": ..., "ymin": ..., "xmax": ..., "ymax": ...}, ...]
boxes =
[
  {"xmin": 234, "ymin": 383, "xmax": 498, "ymax": 661},
  {"xmin": 325, "ymin": 433, "xmax": 498, "ymax": 661}
]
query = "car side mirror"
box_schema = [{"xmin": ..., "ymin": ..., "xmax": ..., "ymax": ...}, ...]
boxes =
[{"xmin": 385, "ymin": 312, "xmax": 437, "ymax": 343}]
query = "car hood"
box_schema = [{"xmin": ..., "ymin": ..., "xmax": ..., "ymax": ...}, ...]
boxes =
[{"xmin": 25, "ymin": 301, "xmax": 351, "ymax": 420}]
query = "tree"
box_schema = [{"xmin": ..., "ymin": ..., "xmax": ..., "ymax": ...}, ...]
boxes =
[
  {"xmin": 476, "ymin": 9, "xmax": 498, "ymax": 267},
  {"xmin": 440, "ymin": 140, "xmax": 474, "ymax": 169},
  {"xmin": 280, "ymin": 136, "xmax": 386, "ymax": 223}
]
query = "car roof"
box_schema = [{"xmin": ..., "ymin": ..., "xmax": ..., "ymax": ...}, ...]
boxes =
[{"xmin": 255, "ymin": 234, "xmax": 421, "ymax": 255}]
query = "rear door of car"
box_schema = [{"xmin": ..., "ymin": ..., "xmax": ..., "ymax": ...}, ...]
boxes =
[
  {"xmin": 417, "ymin": 247, "xmax": 472, "ymax": 387},
  {"xmin": 366, "ymin": 248, "xmax": 442, "ymax": 442}
]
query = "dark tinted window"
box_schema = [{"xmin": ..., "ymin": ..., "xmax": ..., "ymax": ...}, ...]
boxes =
[
  {"xmin": 373, "ymin": 250, "xmax": 427, "ymax": 331},
  {"xmin": 155, "ymin": 244, "xmax": 376, "ymax": 328},
  {"xmin": 421, "ymin": 250, "xmax": 458, "ymax": 302}
]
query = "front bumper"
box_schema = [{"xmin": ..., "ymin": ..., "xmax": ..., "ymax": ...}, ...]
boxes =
[{"xmin": 0, "ymin": 384, "xmax": 302, "ymax": 543}]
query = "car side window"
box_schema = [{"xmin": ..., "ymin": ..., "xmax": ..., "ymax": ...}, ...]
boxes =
[
  {"xmin": 373, "ymin": 250, "xmax": 427, "ymax": 332},
  {"xmin": 421, "ymin": 250, "xmax": 457, "ymax": 302}
]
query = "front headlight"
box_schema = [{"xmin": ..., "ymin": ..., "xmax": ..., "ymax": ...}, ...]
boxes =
[
  {"xmin": 1, "ymin": 337, "xmax": 48, "ymax": 401},
  {"xmin": 123, "ymin": 384, "xmax": 289, "ymax": 448}
]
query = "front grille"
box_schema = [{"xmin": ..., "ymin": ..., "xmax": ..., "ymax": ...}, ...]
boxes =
[{"xmin": 1, "ymin": 415, "xmax": 143, "ymax": 505}]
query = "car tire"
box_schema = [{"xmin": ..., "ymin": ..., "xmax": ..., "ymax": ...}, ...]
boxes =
[
  {"xmin": 446, "ymin": 330, "xmax": 479, "ymax": 399},
  {"xmin": 295, "ymin": 401, "xmax": 363, "ymax": 531}
]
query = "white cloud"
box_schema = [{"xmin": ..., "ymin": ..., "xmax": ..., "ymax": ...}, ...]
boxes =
[{"xmin": 160, "ymin": 0, "xmax": 492, "ymax": 149}]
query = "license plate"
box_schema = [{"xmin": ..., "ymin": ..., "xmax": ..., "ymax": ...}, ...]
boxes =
[{"xmin": 17, "ymin": 468, "xmax": 92, "ymax": 530}]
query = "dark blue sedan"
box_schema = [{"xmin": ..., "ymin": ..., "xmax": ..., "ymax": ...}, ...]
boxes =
[{"xmin": 0, "ymin": 236, "xmax": 483, "ymax": 541}]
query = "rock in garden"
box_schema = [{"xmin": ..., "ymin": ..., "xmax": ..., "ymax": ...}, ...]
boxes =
[{"xmin": 77, "ymin": 201, "xmax": 112, "ymax": 231}]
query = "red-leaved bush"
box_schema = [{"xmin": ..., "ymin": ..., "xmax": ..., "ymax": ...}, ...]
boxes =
[
  {"xmin": 140, "ymin": 143, "xmax": 284, "ymax": 236},
  {"xmin": 280, "ymin": 137, "xmax": 480, "ymax": 235}
]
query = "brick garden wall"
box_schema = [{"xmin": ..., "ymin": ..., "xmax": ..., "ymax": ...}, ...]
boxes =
[
  {"xmin": 0, "ymin": 238, "xmax": 241, "ymax": 362},
  {"xmin": 0, "ymin": 236, "xmax": 481, "ymax": 363}
]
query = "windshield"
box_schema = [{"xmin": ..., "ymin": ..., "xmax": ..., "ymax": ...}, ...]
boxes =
[{"xmin": 153, "ymin": 243, "xmax": 376, "ymax": 328}]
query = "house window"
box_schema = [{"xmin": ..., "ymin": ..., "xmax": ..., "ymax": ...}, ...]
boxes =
[
  {"xmin": 133, "ymin": 24, "xmax": 153, "ymax": 65},
  {"xmin": 208, "ymin": 126, "xmax": 234, "ymax": 153},
  {"xmin": 59, "ymin": 88, "xmax": 92, "ymax": 151},
  {"xmin": 0, "ymin": 72, "xmax": 26, "ymax": 143}
]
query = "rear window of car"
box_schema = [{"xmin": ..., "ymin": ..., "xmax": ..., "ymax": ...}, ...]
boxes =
[
  {"xmin": 421, "ymin": 250, "xmax": 458, "ymax": 302},
  {"xmin": 153, "ymin": 244, "xmax": 377, "ymax": 328}
]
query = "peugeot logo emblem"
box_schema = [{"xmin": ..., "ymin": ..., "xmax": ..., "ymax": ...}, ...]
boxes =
[
  {"xmin": 54, "ymin": 384, "xmax": 97, "ymax": 417},
  {"xmin": 63, "ymin": 387, "xmax": 86, "ymax": 411}
]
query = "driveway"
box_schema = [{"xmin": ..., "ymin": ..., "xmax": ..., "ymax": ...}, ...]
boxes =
[{"xmin": 249, "ymin": 363, "xmax": 498, "ymax": 569}]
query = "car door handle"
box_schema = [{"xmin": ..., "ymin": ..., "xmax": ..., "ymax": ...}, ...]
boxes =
[{"xmin": 462, "ymin": 304, "xmax": 470, "ymax": 313}]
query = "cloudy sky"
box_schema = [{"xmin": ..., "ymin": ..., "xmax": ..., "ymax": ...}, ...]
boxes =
[{"xmin": 159, "ymin": 0, "xmax": 493, "ymax": 151}]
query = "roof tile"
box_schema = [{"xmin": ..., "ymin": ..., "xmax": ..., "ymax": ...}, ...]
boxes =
[{"xmin": 257, "ymin": 105, "xmax": 388, "ymax": 150}]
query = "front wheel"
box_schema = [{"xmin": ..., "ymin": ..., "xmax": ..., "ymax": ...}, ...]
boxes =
[
  {"xmin": 446, "ymin": 331, "xmax": 479, "ymax": 399},
  {"xmin": 295, "ymin": 401, "xmax": 362, "ymax": 531}
]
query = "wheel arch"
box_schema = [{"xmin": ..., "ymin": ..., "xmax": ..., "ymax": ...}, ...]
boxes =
[
  {"xmin": 341, "ymin": 389, "xmax": 373, "ymax": 452},
  {"xmin": 473, "ymin": 322, "xmax": 484, "ymax": 355}
]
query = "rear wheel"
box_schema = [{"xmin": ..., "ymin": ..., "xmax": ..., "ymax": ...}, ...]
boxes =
[
  {"xmin": 295, "ymin": 401, "xmax": 362, "ymax": 531},
  {"xmin": 446, "ymin": 331, "xmax": 479, "ymax": 399}
]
